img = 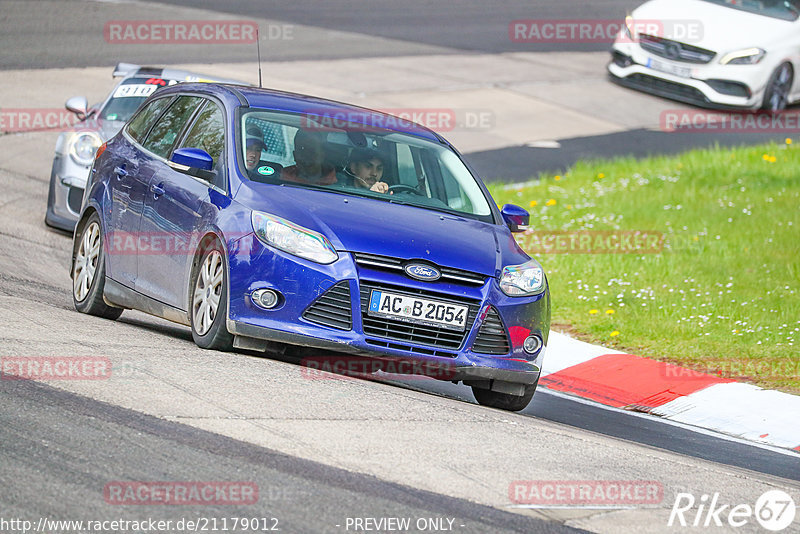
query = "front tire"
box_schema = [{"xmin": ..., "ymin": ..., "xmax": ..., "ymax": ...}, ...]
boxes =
[
  {"xmin": 190, "ymin": 244, "xmax": 234, "ymax": 351},
  {"xmin": 762, "ymin": 63, "xmax": 793, "ymax": 112},
  {"xmin": 72, "ymin": 213, "xmax": 123, "ymax": 320},
  {"xmin": 472, "ymin": 379, "xmax": 538, "ymax": 412}
]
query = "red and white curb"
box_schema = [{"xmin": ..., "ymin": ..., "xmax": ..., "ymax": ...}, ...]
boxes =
[{"xmin": 541, "ymin": 332, "xmax": 800, "ymax": 452}]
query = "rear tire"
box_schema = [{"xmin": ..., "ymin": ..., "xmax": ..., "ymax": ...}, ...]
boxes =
[
  {"xmin": 190, "ymin": 243, "xmax": 234, "ymax": 351},
  {"xmin": 72, "ymin": 213, "xmax": 123, "ymax": 320},
  {"xmin": 472, "ymin": 379, "xmax": 538, "ymax": 412}
]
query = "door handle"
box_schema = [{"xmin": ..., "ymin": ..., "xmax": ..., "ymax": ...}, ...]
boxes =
[
  {"xmin": 113, "ymin": 166, "xmax": 129, "ymax": 177},
  {"xmin": 150, "ymin": 183, "xmax": 165, "ymax": 198}
]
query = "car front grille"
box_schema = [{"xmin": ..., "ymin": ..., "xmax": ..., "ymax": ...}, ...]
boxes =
[
  {"xmin": 639, "ymin": 34, "xmax": 715, "ymax": 64},
  {"xmin": 471, "ymin": 307, "xmax": 510, "ymax": 355},
  {"xmin": 359, "ymin": 281, "xmax": 480, "ymax": 351},
  {"xmin": 302, "ymin": 281, "xmax": 353, "ymax": 330},
  {"xmin": 627, "ymin": 73, "xmax": 709, "ymax": 104},
  {"xmin": 353, "ymin": 252, "xmax": 487, "ymax": 286}
]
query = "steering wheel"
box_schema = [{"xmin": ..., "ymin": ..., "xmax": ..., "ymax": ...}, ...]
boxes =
[{"xmin": 388, "ymin": 184, "xmax": 421, "ymax": 195}]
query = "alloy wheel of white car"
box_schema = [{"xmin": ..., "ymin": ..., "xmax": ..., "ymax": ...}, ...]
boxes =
[
  {"xmin": 764, "ymin": 64, "xmax": 794, "ymax": 112},
  {"xmin": 73, "ymin": 221, "xmax": 100, "ymax": 302},
  {"xmin": 192, "ymin": 249, "xmax": 224, "ymax": 336}
]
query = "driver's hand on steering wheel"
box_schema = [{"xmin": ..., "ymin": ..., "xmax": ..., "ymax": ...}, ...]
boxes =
[{"xmin": 370, "ymin": 181, "xmax": 389, "ymax": 194}]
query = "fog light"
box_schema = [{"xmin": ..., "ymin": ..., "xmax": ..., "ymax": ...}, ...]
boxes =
[
  {"xmin": 252, "ymin": 289, "xmax": 279, "ymax": 309},
  {"xmin": 523, "ymin": 335, "xmax": 543, "ymax": 354}
]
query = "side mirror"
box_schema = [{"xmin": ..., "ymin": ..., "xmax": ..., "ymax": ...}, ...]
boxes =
[
  {"xmin": 169, "ymin": 148, "xmax": 215, "ymax": 181},
  {"xmin": 65, "ymin": 96, "xmax": 89, "ymax": 119},
  {"xmin": 501, "ymin": 204, "xmax": 529, "ymax": 233}
]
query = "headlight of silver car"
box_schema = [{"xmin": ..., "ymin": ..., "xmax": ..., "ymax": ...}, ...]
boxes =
[
  {"xmin": 251, "ymin": 211, "xmax": 338, "ymax": 264},
  {"xmin": 499, "ymin": 259, "xmax": 546, "ymax": 297},
  {"xmin": 720, "ymin": 48, "xmax": 766, "ymax": 65},
  {"xmin": 69, "ymin": 131, "xmax": 103, "ymax": 166}
]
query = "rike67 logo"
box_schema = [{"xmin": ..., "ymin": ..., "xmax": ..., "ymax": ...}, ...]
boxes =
[{"xmin": 669, "ymin": 490, "xmax": 796, "ymax": 531}]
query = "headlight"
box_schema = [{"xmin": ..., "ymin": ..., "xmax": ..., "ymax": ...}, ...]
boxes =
[
  {"xmin": 251, "ymin": 211, "xmax": 338, "ymax": 264},
  {"xmin": 69, "ymin": 131, "xmax": 102, "ymax": 165},
  {"xmin": 720, "ymin": 48, "xmax": 766, "ymax": 65},
  {"xmin": 499, "ymin": 259, "xmax": 546, "ymax": 297},
  {"xmin": 622, "ymin": 15, "xmax": 634, "ymax": 40}
]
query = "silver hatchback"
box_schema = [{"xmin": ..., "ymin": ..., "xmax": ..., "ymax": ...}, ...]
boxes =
[{"xmin": 45, "ymin": 63, "xmax": 246, "ymax": 232}]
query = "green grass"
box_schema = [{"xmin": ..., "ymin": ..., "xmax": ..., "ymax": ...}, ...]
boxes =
[{"xmin": 488, "ymin": 141, "xmax": 800, "ymax": 392}]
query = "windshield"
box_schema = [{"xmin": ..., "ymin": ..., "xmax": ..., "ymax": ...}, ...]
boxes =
[
  {"xmin": 240, "ymin": 109, "xmax": 494, "ymax": 222},
  {"xmin": 99, "ymin": 77, "xmax": 175, "ymax": 122},
  {"xmin": 699, "ymin": 0, "xmax": 800, "ymax": 21}
]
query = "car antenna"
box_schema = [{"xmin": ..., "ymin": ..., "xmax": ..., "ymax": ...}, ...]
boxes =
[{"xmin": 256, "ymin": 27, "xmax": 263, "ymax": 88}]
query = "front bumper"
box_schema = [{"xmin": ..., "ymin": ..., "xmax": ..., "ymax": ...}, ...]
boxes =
[
  {"xmin": 608, "ymin": 42, "xmax": 766, "ymax": 110},
  {"xmin": 225, "ymin": 234, "xmax": 549, "ymax": 387},
  {"xmin": 45, "ymin": 155, "xmax": 89, "ymax": 232}
]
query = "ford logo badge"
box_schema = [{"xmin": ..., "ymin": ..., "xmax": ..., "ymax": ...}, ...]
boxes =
[{"xmin": 404, "ymin": 263, "xmax": 441, "ymax": 282}]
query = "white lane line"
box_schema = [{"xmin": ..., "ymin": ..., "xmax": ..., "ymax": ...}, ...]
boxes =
[{"xmin": 539, "ymin": 388, "xmax": 800, "ymax": 459}]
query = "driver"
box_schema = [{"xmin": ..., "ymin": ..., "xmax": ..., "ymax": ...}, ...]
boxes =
[
  {"xmin": 280, "ymin": 129, "xmax": 337, "ymax": 185},
  {"xmin": 345, "ymin": 148, "xmax": 389, "ymax": 194}
]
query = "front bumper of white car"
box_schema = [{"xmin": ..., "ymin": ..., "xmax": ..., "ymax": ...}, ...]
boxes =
[{"xmin": 608, "ymin": 39, "xmax": 771, "ymax": 110}]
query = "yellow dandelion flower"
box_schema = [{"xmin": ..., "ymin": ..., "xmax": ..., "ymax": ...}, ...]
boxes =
[
  {"xmin": 589, "ymin": 309, "xmax": 599, "ymax": 315},
  {"xmin": 554, "ymin": 175, "xmax": 561, "ymax": 181},
  {"xmin": 605, "ymin": 309, "xmax": 615, "ymax": 315},
  {"xmin": 769, "ymin": 156, "xmax": 777, "ymax": 163},
  {"xmin": 567, "ymin": 205, "xmax": 573, "ymax": 210},
  {"xmin": 693, "ymin": 236, "xmax": 699, "ymax": 242},
  {"xmin": 610, "ymin": 331, "xmax": 620, "ymax": 337},
  {"xmin": 762, "ymin": 154, "xmax": 770, "ymax": 161},
  {"xmin": 545, "ymin": 199, "xmax": 557, "ymax": 206},
  {"xmin": 529, "ymin": 200, "xmax": 538, "ymax": 207},
  {"xmin": 786, "ymin": 138, "xmax": 793, "ymax": 145},
  {"xmin": 597, "ymin": 173, "xmax": 605, "ymax": 179}
]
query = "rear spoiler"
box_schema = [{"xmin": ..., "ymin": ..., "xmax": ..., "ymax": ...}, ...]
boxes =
[
  {"xmin": 113, "ymin": 63, "xmax": 140, "ymax": 78},
  {"xmin": 113, "ymin": 63, "xmax": 165, "ymax": 78}
]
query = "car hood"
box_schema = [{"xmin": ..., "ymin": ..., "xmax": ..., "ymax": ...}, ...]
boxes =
[
  {"xmin": 632, "ymin": 0, "xmax": 797, "ymax": 53},
  {"xmin": 236, "ymin": 183, "xmax": 524, "ymax": 277}
]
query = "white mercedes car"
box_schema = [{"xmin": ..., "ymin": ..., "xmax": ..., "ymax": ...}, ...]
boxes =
[{"xmin": 608, "ymin": 0, "xmax": 800, "ymax": 110}]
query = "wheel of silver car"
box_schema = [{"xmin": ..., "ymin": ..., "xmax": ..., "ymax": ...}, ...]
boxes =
[
  {"xmin": 72, "ymin": 212, "xmax": 123, "ymax": 320},
  {"xmin": 190, "ymin": 244, "xmax": 234, "ymax": 350},
  {"xmin": 763, "ymin": 63, "xmax": 793, "ymax": 112}
]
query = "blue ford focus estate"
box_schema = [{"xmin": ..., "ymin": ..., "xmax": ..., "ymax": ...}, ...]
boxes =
[{"xmin": 71, "ymin": 83, "xmax": 550, "ymax": 411}]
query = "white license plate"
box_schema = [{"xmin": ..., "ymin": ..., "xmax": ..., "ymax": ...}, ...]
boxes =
[
  {"xmin": 647, "ymin": 58, "xmax": 691, "ymax": 78},
  {"xmin": 368, "ymin": 290, "xmax": 468, "ymax": 331}
]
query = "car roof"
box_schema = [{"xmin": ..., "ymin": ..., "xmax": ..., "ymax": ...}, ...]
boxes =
[{"xmin": 229, "ymin": 84, "xmax": 444, "ymax": 142}]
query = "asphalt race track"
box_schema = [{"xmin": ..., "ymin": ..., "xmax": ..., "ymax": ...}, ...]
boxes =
[{"xmin": 0, "ymin": 1, "xmax": 798, "ymax": 533}]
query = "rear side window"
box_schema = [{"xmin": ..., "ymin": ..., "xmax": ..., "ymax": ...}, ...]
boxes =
[
  {"xmin": 142, "ymin": 96, "xmax": 204, "ymax": 158},
  {"xmin": 125, "ymin": 97, "xmax": 172, "ymax": 142}
]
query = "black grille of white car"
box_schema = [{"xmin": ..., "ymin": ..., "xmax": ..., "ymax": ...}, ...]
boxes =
[
  {"xmin": 639, "ymin": 35, "xmax": 715, "ymax": 64},
  {"xmin": 471, "ymin": 307, "xmax": 511, "ymax": 355},
  {"xmin": 353, "ymin": 253, "xmax": 487, "ymax": 286},
  {"xmin": 302, "ymin": 282, "xmax": 353, "ymax": 330},
  {"xmin": 359, "ymin": 281, "xmax": 480, "ymax": 350}
]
